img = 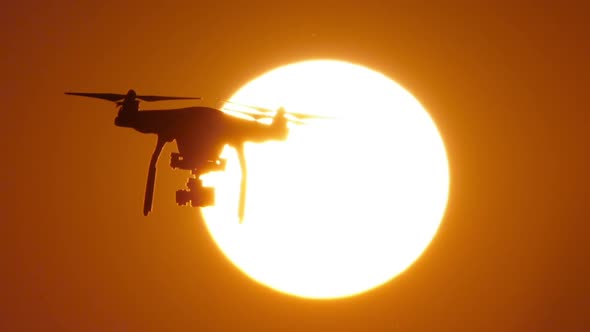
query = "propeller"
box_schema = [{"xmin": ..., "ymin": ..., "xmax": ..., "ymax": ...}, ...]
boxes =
[
  {"xmin": 220, "ymin": 109, "xmax": 261, "ymax": 122},
  {"xmin": 64, "ymin": 92, "xmax": 128, "ymax": 102},
  {"xmin": 223, "ymin": 101, "xmax": 334, "ymax": 123},
  {"xmin": 134, "ymin": 95, "xmax": 200, "ymax": 102},
  {"xmin": 65, "ymin": 90, "xmax": 200, "ymax": 103}
]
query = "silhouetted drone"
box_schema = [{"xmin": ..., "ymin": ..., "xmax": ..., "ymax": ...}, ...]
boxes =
[{"xmin": 65, "ymin": 89, "xmax": 330, "ymax": 222}]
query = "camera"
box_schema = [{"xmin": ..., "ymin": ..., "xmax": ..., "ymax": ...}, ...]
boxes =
[{"xmin": 176, "ymin": 178, "xmax": 215, "ymax": 207}]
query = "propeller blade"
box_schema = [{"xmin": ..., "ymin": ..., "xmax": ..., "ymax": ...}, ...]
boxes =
[
  {"xmin": 226, "ymin": 108, "xmax": 306, "ymax": 124},
  {"xmin": 223, "ymin": 107, "xmax": 272, "ymax": 120},
  {"xmin": 65, "ymin": 92, "xmax": 126, "ymax": 102},
  {"xmin": 222, "ymin": 105, "xmax": 270, "ymax": 117},
  {"xmin": 225, "ymin": 101, "xmax": 274, "ymax": 114},
  {"xmin": 284, "ymin": 114, "xmax": 307, "ymax": 124},
  {"xmin": 221, "ymin": 108, "xmax": 261, "ymax": 121},
  {"xmin": 137, "ymin": 95, "xmax": 201, "ymax": 102},
  {"xmin": 223, "ymin": 107, "xmax": 266, "ymax": 116},
  {"xmin": 225, "ymin": 101, "xmax": 334, "ymax": 120},
  {"xmin": 287, "ymin": 112, "xmax": 335, "ymax": 120}
]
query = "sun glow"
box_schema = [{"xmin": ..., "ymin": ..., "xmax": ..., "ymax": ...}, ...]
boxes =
[{"xmin": 201, "ymin": 60, "xmax": 449, "ymax": 299}]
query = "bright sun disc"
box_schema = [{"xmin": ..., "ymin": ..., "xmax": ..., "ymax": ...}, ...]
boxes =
[{"xmin": 201, "ymin": 60, "xmax": 449, "ymax": 299}]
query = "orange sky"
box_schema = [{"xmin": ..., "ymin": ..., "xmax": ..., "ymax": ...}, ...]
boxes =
[{"xmin": 2, "ymin": 2, "xmax": 589, "ymax": 331}]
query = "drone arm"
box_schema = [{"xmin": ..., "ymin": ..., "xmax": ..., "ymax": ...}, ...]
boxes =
[
  {"xmin": 143, "ymin": 136, "xmax": 167, "ymax": 216},
  {"xmin": 236, "ymin": 143, "xmax": 247, "ymax": 223}
]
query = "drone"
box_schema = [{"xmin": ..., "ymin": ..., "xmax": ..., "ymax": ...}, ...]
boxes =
[{"xmin": 65, "ymin": 89, "xmax": 330, "ymax": 222}]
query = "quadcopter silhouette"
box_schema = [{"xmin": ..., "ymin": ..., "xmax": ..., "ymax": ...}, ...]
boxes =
[{"xmin": 65, "ymin": 89, "xmax": 330, "ymax": 222}]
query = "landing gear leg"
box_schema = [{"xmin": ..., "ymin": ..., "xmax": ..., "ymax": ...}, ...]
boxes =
[{"xmin": 143, "ymin": 136, "xmax": 167, "ymax": 216}]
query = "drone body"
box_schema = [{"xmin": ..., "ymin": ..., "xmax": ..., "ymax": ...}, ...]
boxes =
[
  {"xmin": 114, "ymin": 103, "xmax": 288, "ymax": 221},
  {"xmin": 65, "ymin": 89, "xmax": 323, "ymax": 222}
]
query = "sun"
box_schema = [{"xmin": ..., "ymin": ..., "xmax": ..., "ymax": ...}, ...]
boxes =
[{"xmin": 200, "ymin": 60, "xmax": 449, "ymax": 299}]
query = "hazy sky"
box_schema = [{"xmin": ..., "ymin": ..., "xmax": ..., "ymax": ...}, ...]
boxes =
[{"xmin": 2, "ymin": 2, "xmax": 589, "ymax": 331}]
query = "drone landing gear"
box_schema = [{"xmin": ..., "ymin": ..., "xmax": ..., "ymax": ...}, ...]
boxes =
[{"xmin": 143, "ymin": 136, "xmax": 167, "ymax": 216}]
